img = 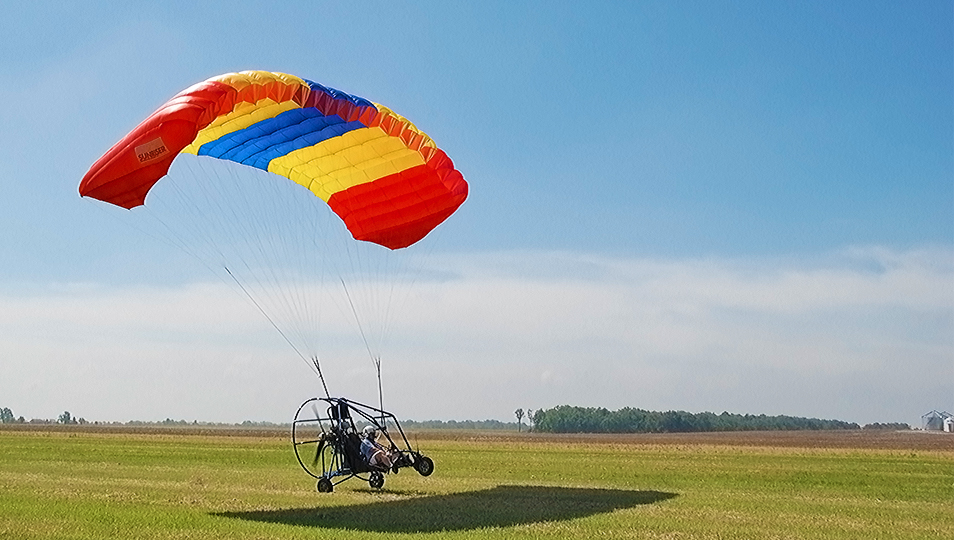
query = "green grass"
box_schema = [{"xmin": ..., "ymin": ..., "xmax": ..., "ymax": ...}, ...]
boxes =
[{"xmin": 0, "ymin": 430, "xmax": 950, "ymax": 539}]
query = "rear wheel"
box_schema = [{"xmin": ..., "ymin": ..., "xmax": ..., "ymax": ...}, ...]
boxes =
[
  {"xmin": 316, "ymin": 477, "xmax": 334, "ymax": 493},
  {"xmin": 369, "ymin": 471, "xmax": 385, "ymax": 489},
  {"xmin": 415, "ymin": 456, "xmax": 434, "ymax": 476}
]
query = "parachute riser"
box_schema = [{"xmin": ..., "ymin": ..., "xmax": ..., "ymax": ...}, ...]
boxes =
[
  {"xmin": 313, "ymin": 357, "xmax": 330, "ymax": 399},
  {"xmin": 374, "ymin": 357, "xmax": 385, "ymax": 426}
]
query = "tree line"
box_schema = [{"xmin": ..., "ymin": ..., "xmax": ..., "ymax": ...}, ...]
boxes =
[
  {"xmin": 860, "ymin": 422, "xmax": 911, "ymax": 431},
  {"xmin": 1, "ymin": 408, "xmax": 87, "ymax": 425},
  {"xmin": 531, "ymin": 405, "xmax": 866, "ymax": 433},
  {"xmin": 2, "ymin": 405, "xmax": 909, "ymax": 432},
  {"xmin": 401, "ymin": 418, "xmax": 517, "ymax": 430}
]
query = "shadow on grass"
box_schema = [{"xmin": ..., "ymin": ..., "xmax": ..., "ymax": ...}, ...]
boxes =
[{"xmin": 213, "ymin": 485, "xmax": 678, "ymax": 533}]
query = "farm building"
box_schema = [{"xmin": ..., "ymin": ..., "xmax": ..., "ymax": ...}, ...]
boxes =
[{"xmin": 921, "ymin": 410, "xmax": 952, "ymax": 431}]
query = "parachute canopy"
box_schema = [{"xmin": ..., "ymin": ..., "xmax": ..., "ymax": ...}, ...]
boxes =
[{"xmin": 79, "ymin": 70, "xmax": 468, "ymax": 249}]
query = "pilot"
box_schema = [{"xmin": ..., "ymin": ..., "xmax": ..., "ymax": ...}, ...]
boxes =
[{"xmin": 360, "ymin": 426, "xmax": 394, "ymax": 469}]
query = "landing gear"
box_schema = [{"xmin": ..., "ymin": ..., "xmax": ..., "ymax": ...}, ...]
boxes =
[
  {"xmin": 369, "ymin": 470, "xmax": 385, "ymax": 489},
  {"xmin": 316, "ymin": 477, "xmax": 333, "ymax": 493},
  {"xmin": 415, "ymin": 455, "xmax": 434, "ymax": 476}
]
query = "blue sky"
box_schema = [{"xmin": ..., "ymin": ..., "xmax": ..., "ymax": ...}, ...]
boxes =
[{"xmin": 1, "ymin": 1, "xmax": 951, "ymax": 426}]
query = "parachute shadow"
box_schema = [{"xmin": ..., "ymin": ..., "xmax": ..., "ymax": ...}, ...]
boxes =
[{"xmin": 213, "ymin": 485, "xmax": 678, "ymax": 533}]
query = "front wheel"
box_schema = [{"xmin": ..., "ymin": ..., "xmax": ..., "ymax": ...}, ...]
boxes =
[
  {"xmin": 369, "ymin": 470, "xmax": 385, "ymax": 489},
  {"xmin": 415, "ymin": 456, "xmax": 434, "ymax": 476}
]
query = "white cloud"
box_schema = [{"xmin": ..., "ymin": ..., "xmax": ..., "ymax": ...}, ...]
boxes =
[{"xmin": 0, "ymin": 245, "xmax": 950, "ymax": 426}]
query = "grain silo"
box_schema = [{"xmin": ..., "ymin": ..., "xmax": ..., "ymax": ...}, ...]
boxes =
[{"xmin": 921, "ymin": 410, "xmax": 951, "ymax": 431}]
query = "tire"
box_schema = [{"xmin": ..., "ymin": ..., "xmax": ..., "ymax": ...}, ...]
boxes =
[
  {"xmin": 415, "ymin": 456, "xmax": 434, "ymax": 477},
  {"xmin": 316, "ymin": 477, "xmax": 334, "ymax": 493},
  {"xmin": 369, "ymin": 470, "xmax": 385, "ymax": 489}
]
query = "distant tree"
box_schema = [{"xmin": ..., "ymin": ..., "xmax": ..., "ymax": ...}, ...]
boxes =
[
  {"xmin": 531, "ymin": 409, "xmax": 544, "ymax": 430},
  {"xmin": 58, "ymin": 411, "xmax": 74, "ymax": 425},
  {"xmin": 515, "ymin": 408, "xmax": 525, "ymax": 432},
  {"xmin": 527, "ymin": 409, "xmax": 534, "ymax": 431},
  {"xmin": 0, "ymin": 407, "xmax": 14, "ymax": 423}
]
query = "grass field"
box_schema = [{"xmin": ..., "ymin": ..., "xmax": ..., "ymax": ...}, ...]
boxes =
[{"xmin": 0, "ymin": 427, "xmax": 951, "ymax": 539}]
